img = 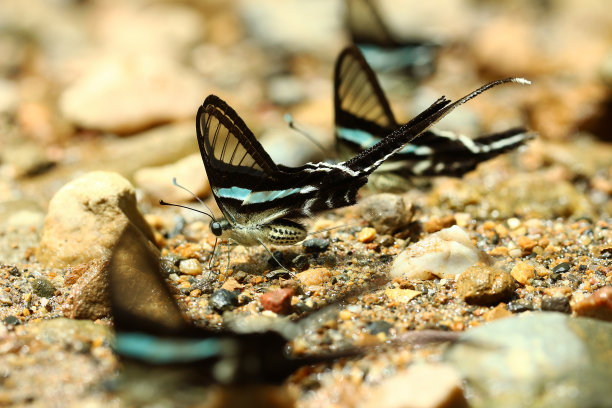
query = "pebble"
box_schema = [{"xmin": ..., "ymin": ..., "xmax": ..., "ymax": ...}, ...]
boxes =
[
  {"xmin": 297, "ymin": 267, "xmax": 332, "ymax": 287},
  {"xmin": 366, "ymin": 320, "xmax": 393, "ymax": 335},
  {"xmin": 483, "ymin": 304, "xmax": 513, "ymax": 321},
  {"xmin": 31, "ymin": 277, "xmax": 56, "ymax": 298},
  {"xmin": 552, "ymin": 262, "xmax": 572, "ymax": 274},
  {"xmin": 541, "ymin": 295, "xmax": 571, "ymax": 313},
  {"xmin": 360, "ymin": 194, "xmax": 411, "ymax": 235},
  {"xmin": 357, "ymin": 227, "xmax": 377, "ymax": 243},
  {"xmin": 510, "ymin": 261, "xmax": 535, "ymax": 285},
  {"xmin": 179, "ymin": 259, "xmax": 202, "ymax": 276},
  {"xmin": 291, "ymin": 254, "xmax": 310, "ymax": 271},
  {"xmin": 0, "ymin": 291, "xmax": 13, "ymax": 306},
  {"xmin": 36, "ymin": 171, "xmax": 156, "ymax": 268},
  {"xmin": 133, "ymin": 153, "xmax": 211, "ymax": 203},
  {"xmin": 391, "ymin": 226, "xmax": 490, "ymax": 280},
  {"xmin": 572, "ymin": 287, "xmax": 612, "ymax": 321},
  {"xmin": 62, "ymin": 260, "xmax": 111, "ymax": 320},
  {"xmin": 359, "ymin": 363, "xmax": 468, "ymax": 408},
  {"xmin": 260, "ymin": 288, "xmax": 295, "ymax": 315},
  {"xmin": 59, "ymin": 56, "xmax": 206, "ymax": 133},
  {"xmin": 446, "ymin": 312, "xmax": 612, "ymax": 408},
  {"xmin": 210, "ymin": 289, "xmax": 238, "ymax": 313},
  {"xmin": 456, "ymin": 263, "xmax": 516, "ymax": 306},
  {"xmin": 301, "ymin": 238, "xmax": 330, "ymax": 253},
  {"xmin": 384, "ymin": 288, "xmax": 421, "ymax": 304}
]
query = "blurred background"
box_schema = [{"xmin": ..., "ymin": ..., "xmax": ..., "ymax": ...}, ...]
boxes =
[{"xmin": 0, "ymin": 0, "xmax": 611, "ymax": 207}]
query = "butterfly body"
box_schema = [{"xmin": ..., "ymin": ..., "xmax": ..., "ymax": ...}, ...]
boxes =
[{"xmin": 211, "ymin": 217, "xmax": 307, "ymax": 246}]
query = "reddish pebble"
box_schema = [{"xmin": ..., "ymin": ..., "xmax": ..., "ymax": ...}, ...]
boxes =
[
  {"xmin": 260, "ymin": 288, "xmax": 295, "ymax": 315},
  {"xmin": 572, "ymin": 286, "xmax": 612, "ymax": 321}
]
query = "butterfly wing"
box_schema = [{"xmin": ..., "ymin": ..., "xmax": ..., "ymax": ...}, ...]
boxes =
[
  {"xmin": 334, "ymin": 45, "xmax": 398, "ymax": 157},
  {"xmin": 198, "ymin": 96, "xmax": 330, "ymax": 223}
]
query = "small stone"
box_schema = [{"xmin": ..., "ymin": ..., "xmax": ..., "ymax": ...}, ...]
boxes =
[
  {"xmin": 297, "ymin": 267, "xmax": 332, "ymax": 286},
  {"xmin": 210, "ymin": 289, "xmax": 238, "ymax": 313},
  {"xmin": 357, "ymin": 227, "xmax": 377, "ymax": 243},
  {"xmin": 391, "ymin": 226, "xmax": 490, "ymax": 280},
  {"xmin": 572, "ymin": 287, "xmax": 612, "ymax": 321},
  {"xmin": 366, "ymin": 320, "xmax": 393, "ymax": 335},
  {"xmin": 423, "ymin": 215, "xmax": 456, "ymax": 233},
  {"xmin": 31, "ymin": 278, "xmax": 56, "ymax": 298},
  {"xmin": 301, "ymin": 238, "xmax": 330, "ymax": 253},
  {"xmin": 384, "ymin": 288, "xmax": 421, "ymax": 304},
  {"xmin": 507, "ymin": 299, "xmax": 536, "ymax": 313},
  {"xmin": 517, "ymin": 236, "xmax": 537, "ymax": 252},
  {"xmin": 379, "ymin": 235, "xmax": 395, "ymax": 247},
  {"xmin": 360, "ymin": 194, "xmax": 411, "ymax": 234},
  {"xmin": 511, "ymin": 261, "xmax": 536, "ymax": 285},
  {"xmin": 221, "ymin": 277, "xmax": 243, "ymax": 292},
  {"xmin": 484, "ymin": 304, "xmax": 513, "ymax": 321},
  {"xmin": 456, "ymin": 263, "xmax": 516, "ymax": 306},
  {"xmin": 260, "ymin": 288, "xmax": 295, "ymax": 315},
  {"xmin": 179, "ymin": 259, "xmax": 202, "ymax": 276},
  {"xmin": 0, "ymin": 291, "xmax": 13, "ymax": 306},
  {"xmin": 359, "ymin": 363, "xmax": 468, "ymax": 408},
  {"xmin": 3, "ymin": 316, "xmax": 20, "ymax": 326},
  {"xmin": 541, "ymin": 296, "xmax": 570, "ymax": 314},
  {"xmin": 507, "ymin": 217, "xmax": 521, "ymax": 230},
  {"xmin": 291, "ymin": 254, "xmax": 310, "ymax": 270},
  {"xmin": 552, "ymin": 262, "xmax": 572, "ymax": 274},
  {"xmin": 62, "ymin": 260, "xmax": 111, "ymax": 320}
]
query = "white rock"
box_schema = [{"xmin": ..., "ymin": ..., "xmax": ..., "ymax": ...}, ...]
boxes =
[{"xmin": 391, "ymin": 225, "xmax": 489, "ymax": 280}]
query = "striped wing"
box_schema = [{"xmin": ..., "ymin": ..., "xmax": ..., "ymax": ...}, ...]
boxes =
[{"xmin": 334, "ymin": 46, "xmax": 532, "ymax": 179}]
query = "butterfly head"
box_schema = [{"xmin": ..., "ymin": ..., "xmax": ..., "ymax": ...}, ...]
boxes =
[{"xmin": 210, "ymin": 219, "xmax": 231, "ymax": 237}]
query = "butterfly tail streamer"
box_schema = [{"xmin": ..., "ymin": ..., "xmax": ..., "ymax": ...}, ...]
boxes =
[{"xmin": 344, "ymin": 77, "xmax": 531, "ymax": 175}]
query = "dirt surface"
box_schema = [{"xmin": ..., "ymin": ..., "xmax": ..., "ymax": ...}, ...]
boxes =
[{"xmin": 0, "ymin": 1, "xmax": 611, "ymax": 407}]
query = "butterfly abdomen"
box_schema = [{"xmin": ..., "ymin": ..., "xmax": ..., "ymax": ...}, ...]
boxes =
[{"xmin": 263, "ymin": 220, "xmax": 307, "ymax": 245}]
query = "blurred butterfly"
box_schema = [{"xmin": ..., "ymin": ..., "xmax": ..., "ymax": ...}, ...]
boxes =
[
  {"xmin": 345, "ymin": 0, "xmax": 440, "ymax": 77},
  {"xmin": 334, "ymin": 46, "xmax": 534, "ymax": 191},
  {"xmin": 109, "ymin": 228, "xmax": 354, "ymax": 405},
  {"xmin": 196, "ymin": 76, "xmax": 528, "ymax": 257}
]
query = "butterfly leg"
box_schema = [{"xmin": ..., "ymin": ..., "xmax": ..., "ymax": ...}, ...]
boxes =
[{"xmin": 257, "ymin": 238, "xmax": 295, "ymax": 277}]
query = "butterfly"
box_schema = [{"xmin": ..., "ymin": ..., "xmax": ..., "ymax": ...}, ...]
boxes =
[
  {"xmin": 197, "ymin": 75, "xmax": 529, "ymax": 254},
  {"xmin": 334, "ymin": 45, "xmax": 534, "ymax": 191},
  {"xmin": 345, "ymin": 0, "xmax": 440, "ymax": 77},
  {"xmin": 109, "ymin": 228, "xmax": 350, "ymax": 391}
]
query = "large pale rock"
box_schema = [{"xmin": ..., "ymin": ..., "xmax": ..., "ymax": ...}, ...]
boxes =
[
  {"xmin": 36, "ymin": 171, "xmax": 155, "ymax": 268},
  {"xmin": 446, "ymin": 312, "xmax": 612, "ymax": 408},
  {"xmin": 359, "ymin": 363, "xmax": 468, "ymax": 408},
  {"xmin": 391, "ymin": 226, "xmax": 490, "ymax": 280},
  {"xmin": 59, "ymin": 56, "xmax": 206, "ymax": 133}
]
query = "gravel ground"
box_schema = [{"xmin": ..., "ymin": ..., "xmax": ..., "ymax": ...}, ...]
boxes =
[{"xmin": 0, "ymin": 1, "xmax": 611, "ymax": 407}]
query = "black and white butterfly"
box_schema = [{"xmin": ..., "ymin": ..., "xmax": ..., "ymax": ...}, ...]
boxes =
[
  {"xmin": 109, "ymin": 228, "xmax": 349, "ymax": 390},
  {"xmin": 334, "ymin": 45, "xmax": 534, "ymax": 191},
  {"xmin": 197, "ymin": 75, "xmax": 529, "ymax": 252},
  {"xmin": 345, "ymin": 0, "xmax": 440, "ymax": 77}
]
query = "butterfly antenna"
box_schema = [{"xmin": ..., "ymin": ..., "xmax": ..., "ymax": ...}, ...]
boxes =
[
  {"xmin": 170, "ymin": 178, "xmax": 217, "ymax": 221},
  {"xmin": 159, "ymin": 200, "xmax": 215, "ymax": 221},
  {"xmin": 284, "ymin": 113, "xmax": 328, "ymax": 156}
]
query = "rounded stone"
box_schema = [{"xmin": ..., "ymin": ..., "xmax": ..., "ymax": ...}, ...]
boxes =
[
  {"xmin": 456, "ymin": 263, "xmax": 516, "ymax": 306},
  {"xmin": 36, "ymin": 171, "xmax": 155, "ymax": 268},
  {"xmin": 210, "ymin": 289, "xmax": 238, "ymax": 313},
  {"xmin": 359, "ymin": 193, "xmax": 411, "ymax": 234}
]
